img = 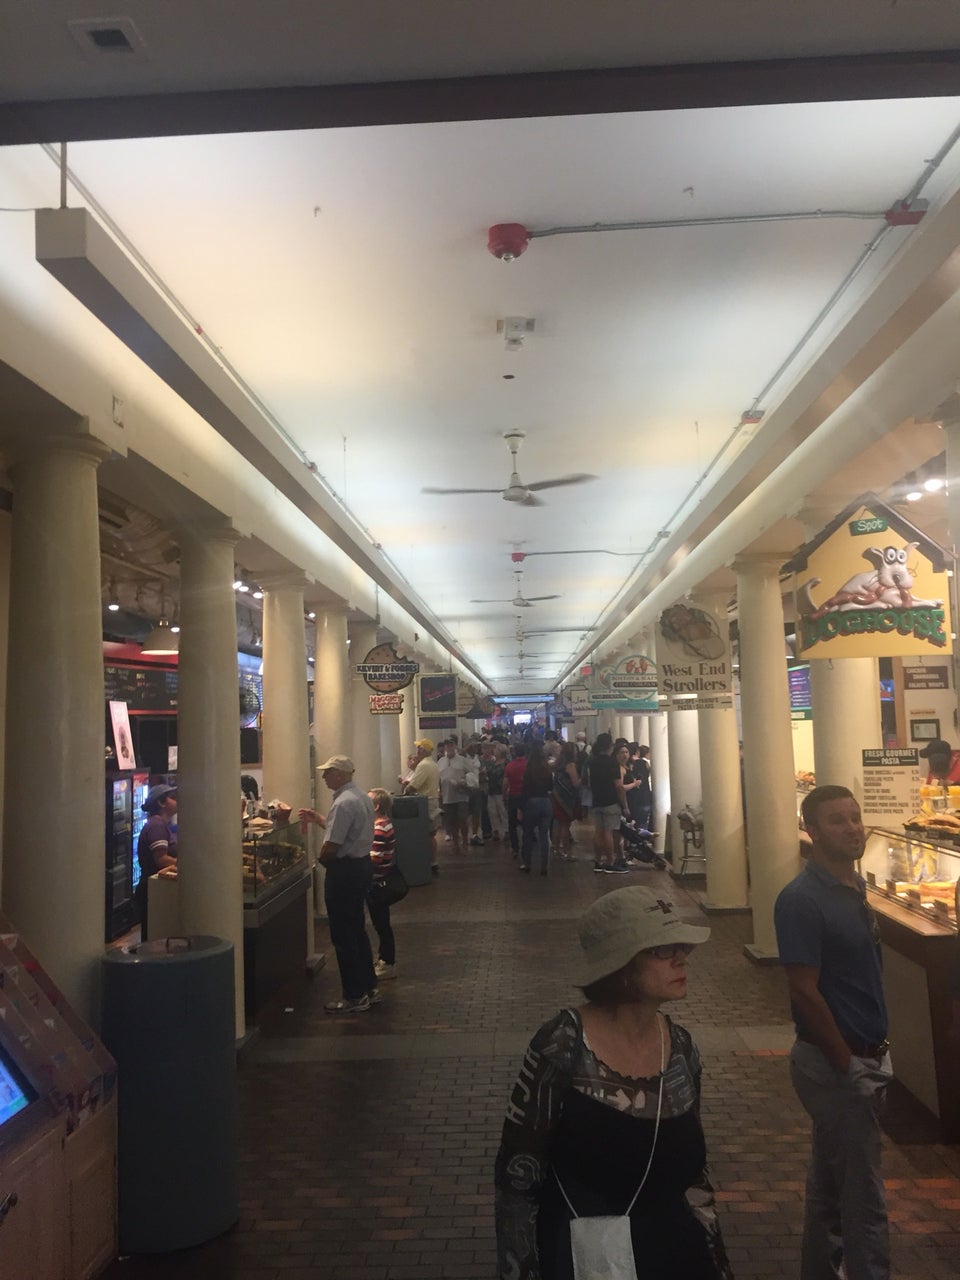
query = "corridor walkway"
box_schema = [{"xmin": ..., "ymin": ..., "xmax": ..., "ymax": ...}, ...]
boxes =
[{"xmin": 105, "ymin": 828, "xmax": 960, "ymax": 1280}]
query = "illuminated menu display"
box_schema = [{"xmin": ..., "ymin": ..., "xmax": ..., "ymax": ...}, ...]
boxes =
[{"xmin": 0, "ymin": 1050, "xmax": 32, "ymax": 1126}]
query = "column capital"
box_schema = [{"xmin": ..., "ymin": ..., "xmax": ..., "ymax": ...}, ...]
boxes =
[
  {"xmin": 12, "ymin": 428, "xmax": 113, "ymax": 471},
  {"xmin": 689, "ymin": 585, "xmax": 735, "ymax": 609},
  {"xmin": 176, "ymin": 519, "xmax": 242, "ymax": 550},
  {"xmin": 258, "ymin": 569, "xmax": 310, "ymax": 594},
  {"xmin": 732, "ymin": 551, "xmax": 792, "ymax": 577}
]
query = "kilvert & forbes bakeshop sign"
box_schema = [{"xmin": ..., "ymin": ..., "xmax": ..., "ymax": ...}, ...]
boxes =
[
  {"xmin": 356, "ymin": 642, "xmax": 420, "ymax": 691},
  {"xmin": 786, "ymin": 494, "xmax": 952, "ymax": 660}
]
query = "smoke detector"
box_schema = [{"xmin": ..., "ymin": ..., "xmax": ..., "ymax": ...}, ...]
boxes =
[{"xmin": 497, "ymin": 316, "xmax": 536, "ymax": 352}]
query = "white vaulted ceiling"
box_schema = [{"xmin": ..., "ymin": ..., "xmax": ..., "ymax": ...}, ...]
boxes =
[{"xmin": 2, "ymin": 5, "xmax": 960, "ymax": 694}]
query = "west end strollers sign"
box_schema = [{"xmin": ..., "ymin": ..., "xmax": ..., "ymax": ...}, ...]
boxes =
[{"xmin": 786, "ymin": 495, "xmax": 952, "ymax": 659}]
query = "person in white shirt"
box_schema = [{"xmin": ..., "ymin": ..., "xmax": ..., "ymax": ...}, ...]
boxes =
[{"xmin": 438, "ymin": 738, "xmax": 471, "ymax": 853}]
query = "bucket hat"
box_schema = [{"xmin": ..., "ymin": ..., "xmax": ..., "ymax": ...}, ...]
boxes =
[{"xmin": 576, "ymin": 886, "xmax": 710, "ymax": 987}]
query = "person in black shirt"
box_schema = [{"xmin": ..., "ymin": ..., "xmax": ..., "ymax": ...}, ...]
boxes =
[{"xmin": 590, "ymin": 733, "xmax": 629, "ymax": 874}]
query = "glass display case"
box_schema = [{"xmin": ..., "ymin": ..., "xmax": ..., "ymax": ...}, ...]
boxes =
[
  {"xmin": 861, "ymin": 827, "xmax": 960, "ymax": 931},
  {"xmin": 242, "ymin": 818, "xmax": 308, "ymax": 905}
]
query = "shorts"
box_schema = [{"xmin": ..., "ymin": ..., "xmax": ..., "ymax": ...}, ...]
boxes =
[
  {"xmin": 593, "ymin": 803, "xmax": 622, "ymax": 832},
  {"xmin": 442, "ymin": 801, "xmax": 469, "ymax": 823}
]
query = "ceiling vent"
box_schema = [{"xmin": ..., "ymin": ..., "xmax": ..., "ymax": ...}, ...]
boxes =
[{"xmin": 67, "ymin": 16, "xmax": 147, "ymax": 59}]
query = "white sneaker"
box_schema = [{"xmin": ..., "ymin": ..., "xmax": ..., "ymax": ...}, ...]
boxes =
[{"xmin": 374, "ymin": 960, "xmax": 399, "ymax": 980}]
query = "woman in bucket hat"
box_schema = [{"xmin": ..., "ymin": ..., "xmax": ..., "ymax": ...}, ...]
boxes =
[{"xmin": 495, "ymin": 886, "xmax": 732, "ymax": 1279}]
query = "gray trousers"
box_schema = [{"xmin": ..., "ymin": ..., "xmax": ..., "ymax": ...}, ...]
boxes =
[{"xmin": 790, "ymin": 1040, "xmax": 893, "ymax": 1280}]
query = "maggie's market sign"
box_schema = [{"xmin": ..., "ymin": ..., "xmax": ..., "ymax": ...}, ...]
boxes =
[{"xmin": 786, "ymin": 495, "xmax": 953, "ymax": 660}]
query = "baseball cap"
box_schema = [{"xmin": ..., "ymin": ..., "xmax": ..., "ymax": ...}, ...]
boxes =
[
  {"xmin": 318, "ymin": 754, "xmax": 355, "ymax": 773},
  {"xmin": 414, "ymin": 738, "xmax": 435, "ymax": 752},
  {"xmin": 575, "ymin": 886, "xmax": 710, "ymax": 987},
  {"xmin": 142, "ymin": 783, "xmax": 176, "ymax": 813},
  {"xmin": 918, "ymin": 739, "xmax": 952, "ymax": 759}
]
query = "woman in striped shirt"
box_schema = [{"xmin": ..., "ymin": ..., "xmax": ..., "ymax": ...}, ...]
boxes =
[{"xmin": 367, "ymin": 788, "xmax": 399, "ymax": 981}]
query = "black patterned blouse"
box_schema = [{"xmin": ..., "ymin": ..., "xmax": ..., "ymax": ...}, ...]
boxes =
[{"xmin": 494, "ymin": 1008, "xmax": 733, "ymax": 1280}]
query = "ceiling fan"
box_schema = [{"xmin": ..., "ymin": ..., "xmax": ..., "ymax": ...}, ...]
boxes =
[
  {"xmin": 471, "ymin": 571, "xmax": 560, "ymax": 609},
  {"xmin": 422, "ymin": 431, "xmax": 596, "ymax": 507}
]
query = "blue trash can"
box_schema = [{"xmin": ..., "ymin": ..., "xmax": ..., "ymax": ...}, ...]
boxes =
[{"xmin": 102, "ymin": 935, "xmax": 238, "ymax": 1253}]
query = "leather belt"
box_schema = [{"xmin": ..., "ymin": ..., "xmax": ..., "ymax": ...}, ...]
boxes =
[{"xmin": 799, "ymin": 1032, "xmax": 890, "ymax": 1059}]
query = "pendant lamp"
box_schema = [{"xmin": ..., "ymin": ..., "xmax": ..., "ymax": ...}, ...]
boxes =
[{"xmin": 142, "ymin": 616, "xmax": 179, "ymax": 655}]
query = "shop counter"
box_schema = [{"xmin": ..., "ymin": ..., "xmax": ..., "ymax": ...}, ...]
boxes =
[{"xmin": 862, "ymin": 828, "xmax": 959, "ymax": 1141}]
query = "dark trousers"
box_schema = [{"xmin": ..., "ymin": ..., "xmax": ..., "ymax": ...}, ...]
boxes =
[
  {"xmin": 507, "ymin": 796, "xmax": 523, "ymax": 854},
  {"xmin": 324, "ymin": 857, "xmax": 376, "ymax": 1000},
  {"xmin": 522, "ymin": 795, "xmax": 552, "ymax": 871},
  {"xmin": 366, "ymin": 890, "xmax": 396, "ymax": 966}
]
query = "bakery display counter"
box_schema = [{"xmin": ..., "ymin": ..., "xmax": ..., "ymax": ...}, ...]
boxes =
[
  {"xmin": 242, "ymin": 818, "xmax": 308, "ymax": 906},
  {"xmin": 862, "ymin": 828, "xmax": 959, "ymax": 1142}
]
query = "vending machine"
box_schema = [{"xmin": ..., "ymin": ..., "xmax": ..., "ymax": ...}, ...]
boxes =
[{"xmin": 105, "ymin": 769, "xmax": 150, "ymax": 941}]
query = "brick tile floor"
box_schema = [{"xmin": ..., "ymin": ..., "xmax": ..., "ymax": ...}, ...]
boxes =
[{"xmin": 103, "ymin": 829, "xmax": 960, "ymax": 1279}]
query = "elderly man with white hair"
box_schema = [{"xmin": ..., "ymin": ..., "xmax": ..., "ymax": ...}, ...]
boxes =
[{"xmin": 300, "ymin": 754, "xmax": 377, "ymax": 1014}]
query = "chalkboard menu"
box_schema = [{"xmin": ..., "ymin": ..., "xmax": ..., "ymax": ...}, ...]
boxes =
[{"xmin": 104, "ymin": 665, "xmax": 178, "ymax": 712}]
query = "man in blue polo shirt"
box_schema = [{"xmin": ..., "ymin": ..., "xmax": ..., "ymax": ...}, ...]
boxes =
[{"xmin": 774, "ymin": 784, "xmax": 892, "ymax": 1280}]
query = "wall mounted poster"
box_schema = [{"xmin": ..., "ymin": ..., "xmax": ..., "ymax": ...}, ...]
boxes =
[
  {"xmin": 787, "ymin": 495, "xmax": 953, "ymax": 660},
  {"xmin": 109, "ymin": 700, "xmax": 136, "ymax": 769}
]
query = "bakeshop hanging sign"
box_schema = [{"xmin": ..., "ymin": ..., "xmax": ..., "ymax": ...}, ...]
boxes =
[
  {"xmin": 357, "ymin": 643, "xmax": 419, "ymax": 715},
  {"xmin": 591, "ymin": 655, "xmax": 659, "ymax": 711},
  {"xmin": 786, "ymin": 494, "xmax": 953, "ymax": 660},
  {"xmin": 656, "ymin": 600, "xmax": 733, "ymax": 707}
]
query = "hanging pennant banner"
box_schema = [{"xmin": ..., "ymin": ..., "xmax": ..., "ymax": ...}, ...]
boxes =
[
  {"xmin": 656, "ymin": 600, "xmax": 733, "ymax": 702},
  {"xmin": 786, "ymin": 496, "xmax": 952, "ymax": 660}
]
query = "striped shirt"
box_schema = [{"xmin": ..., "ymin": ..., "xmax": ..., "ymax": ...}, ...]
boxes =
[{"xmin": 371, "ymin": 816, "xmax": 396, "ymax": 871}]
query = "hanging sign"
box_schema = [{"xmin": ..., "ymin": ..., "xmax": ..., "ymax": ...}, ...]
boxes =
[
  {"xmin": 568, "ymin": 685, "xmax": 599, "ymax": 717},
  {"xmin": 591, "ymin": 655, "xmax": 659, "ymax": 711},
  {"xmin": 369, "ymin": 693, "xmax": 404, "ymax": 716},
  {"xmin": 463, "ymin": 693, "xmax": 498, "ymax": 719},
  {"xmin": 109, "ymin": 700, "xmax": 136, "ymax": 769},
  {"xmin": 417, "ymin": 673, "xmax": 456, "ymax": 714},
  {"xmin": 656, "ymin": 600, "xmax": 733, "ymax": 703},
  {"xmin": 787, "ymin": 496, "xmax": 952, "ymax": 660},
  {"xmin": 356, "ymin": 642, "xmax": 419, "ymax": 691}
]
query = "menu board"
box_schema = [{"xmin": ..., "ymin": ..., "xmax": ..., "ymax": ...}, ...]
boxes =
[
  {"xmin": 0, "ymin": 1046, "xmax": 33, "ymax": 1126},
  {"xmin": 861, "ymin": 748, "xmax": 921, "ymax": 825},
  {"xmin": 788, "ymin": 666, "xmax": 811, "ymax": 720},
  {"xmin": 104, "ymin": 664, "xmax": 178, "ymax": 712}
]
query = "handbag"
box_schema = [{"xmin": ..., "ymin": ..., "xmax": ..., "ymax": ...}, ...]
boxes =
[
  {"xmin": 555, "ymin": 1016, "xmax": 666, "ymax": 1280},
  {"xmin": 369, "ymin": 862, "xmax": 408, "ymax": 907}
]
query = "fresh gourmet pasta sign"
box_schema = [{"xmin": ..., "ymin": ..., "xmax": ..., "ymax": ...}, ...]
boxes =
[{"xmin": 787, "ymin": 497, "xmax": 952, "ymax": 660}]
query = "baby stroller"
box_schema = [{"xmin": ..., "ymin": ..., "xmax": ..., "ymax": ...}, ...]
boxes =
[{"xmin": 620, "ymin": 818, "xmax": 667, "ymax": 870}]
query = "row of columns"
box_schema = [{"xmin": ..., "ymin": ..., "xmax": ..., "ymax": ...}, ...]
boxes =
[{"xmin": 0, "ymin": 432, "xmax": 444, "ymax": 1035}]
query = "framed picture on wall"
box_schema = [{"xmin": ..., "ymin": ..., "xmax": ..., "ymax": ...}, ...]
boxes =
[{"xmin": 909, "ymin": 718, "xmax": 941, "ymax": 743}]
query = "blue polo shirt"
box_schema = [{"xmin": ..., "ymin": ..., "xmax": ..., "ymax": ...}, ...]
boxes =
[{"xmin": 774, "ymin": 858, "xmax": 887, "ymax": 1044}]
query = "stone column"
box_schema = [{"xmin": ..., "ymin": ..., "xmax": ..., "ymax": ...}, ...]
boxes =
[
  {"xmin": 666, "ymin": 705, "xmax": 701, "ymax": 862},
  {"xmin": 635, "ymin": 715, "xmax": 651, "ymax": 746},
  {"xmin": 261, "ymin": 573, "xmax": 311, "ymax": 811},
  {"xmin": 797, "ymin": 506, "xmax": 882, "ymax": 808},
  {"xmin": 735, "ymin": 554, "xmax": 799, "ymax": 960},
  {"xmin": 691, "ymin": 590, "xmax": 748, "ymax": 910},
  {"xmin": 810, "ymin": 658, "xmax": 882, "ymax": 806},
  {"xmin": 348, "ymin": 621, "xmax": 381, "ymax": 792},
  {"xmin": 176, "ymin": 522, "xmax": 245, "ymax": 1037},
  {"xmin": 648, "ymin": 713, "xmax": 670, "ymax": 854},
  {"xmin": 378, "ymin": 708, "xmax": 402, "ymax": 792},
  {"xmin": 3, "ymin": 434, "xmax": 110, "ymax": 1024},
  {"xmin": 313, "ymin": 606, "xmax": 350, "ymax": 771},
  {"xmin": 397, "ymin": 668, "xmax": 418, "ymax": 774},
  {"xmin": 260, "ymin": 572, "xmax": 316, "ymax": 963}
]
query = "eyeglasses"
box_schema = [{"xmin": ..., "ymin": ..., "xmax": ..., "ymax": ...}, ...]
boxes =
[{"xmin": 642, "ymin": 942, "xmax": 696, "ymax": 960}]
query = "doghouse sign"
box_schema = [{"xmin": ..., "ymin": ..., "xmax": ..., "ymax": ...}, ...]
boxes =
[{"xmin": 787, "ymin": 497, "xmax": 952, "ymax": 660}]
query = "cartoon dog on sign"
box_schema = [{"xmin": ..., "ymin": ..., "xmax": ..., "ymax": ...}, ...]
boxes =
[{"xmin": 799, "ymin": 543, "xmax": 942, "ymax": 621}]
